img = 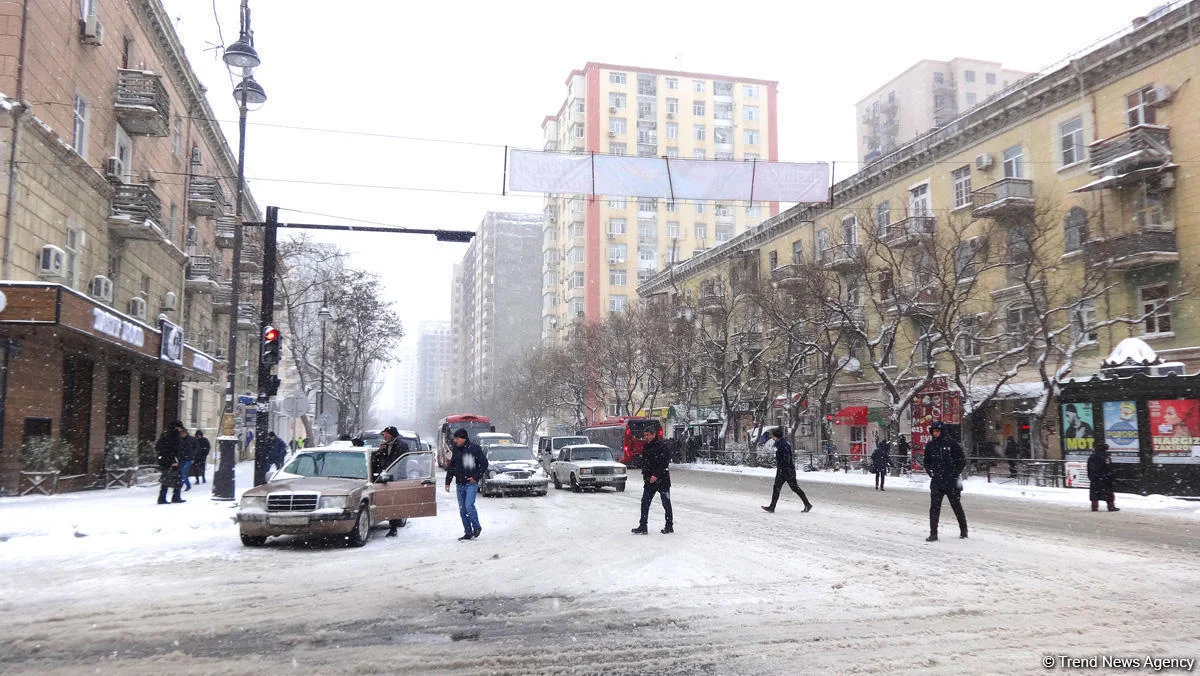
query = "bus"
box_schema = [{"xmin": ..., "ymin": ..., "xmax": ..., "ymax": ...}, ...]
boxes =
[
  {"xmin": 582, "ymin": 416, "xmax": 662, "ymax": 468},
  {"xmin": 437, "ymin": 414, "xmax": 494, "ymax": 467}
]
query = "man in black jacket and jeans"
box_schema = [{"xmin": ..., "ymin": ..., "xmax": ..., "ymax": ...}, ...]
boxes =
[
  {"xmin": 444, "ymin": 429, "xmax": 488, "ymax": 540},
  {"xmin": 923, "ymin": 420, "xmax": 968, "ymax": 541},
  {"xmin": 633, "ymin": 429, "xmax": 674, "ymax": 534},
  {"xmin": 762, "ymin": 427, "xmax": 813, "ymax": 513}
]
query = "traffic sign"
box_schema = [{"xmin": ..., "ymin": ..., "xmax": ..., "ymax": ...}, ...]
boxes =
[{"xmin": 280, "ymin": 392, "xmax": 308, "ymax": 418}]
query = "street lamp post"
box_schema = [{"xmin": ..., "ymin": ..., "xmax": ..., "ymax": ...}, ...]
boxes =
[
  {"xmin": 214, "ymin": 0, "xmax": 267, "ymax": 500},
  {"xmin": 317, "ymin": 304, "xmax": 333, "ymax": 445}
]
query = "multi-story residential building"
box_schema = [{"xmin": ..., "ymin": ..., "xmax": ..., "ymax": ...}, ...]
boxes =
[
  {"xmin": 390, "ymin": 342, "xmax": 418, "ymax": 428},
  {"xmin": 0, "ymin": 1, "xmax": 263, "ymax": 493},
  {"xmin": 641, "ymin": 4, "xmax": 1200, "ymax": 466},
  {"xmin": 450, "ymin": 212, "xmax": 542, "ymax": 408},
  {"xmin": 857, "ymin": 58, "xmax": 1031, "ymax": 164},
  {"xmin": 540, "ymin": 63, "xmax": 779, "ymax": 342},
  {"xmin": 415, "ymin": 320, "xmax": 451, "ymax": 426}
]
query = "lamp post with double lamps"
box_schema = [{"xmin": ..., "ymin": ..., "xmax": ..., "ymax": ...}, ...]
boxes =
[{"xmin": 214, "ymin": 0, "xmax": 268, "ymax": 500}]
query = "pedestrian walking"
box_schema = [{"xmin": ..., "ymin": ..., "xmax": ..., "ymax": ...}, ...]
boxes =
[
  {"xmin": 1087, "ymin": 441, "xmax": 1120, "ymax": 512},
  {"xmin": 266, "ymin": 432, "xmax": 288, "ymax": 473},
  {"xmin": 871, "ymin": 438, "xmax": 892, "ymax": 491},
  {"xmin": 444, "ymin": 429, "xmax": 488, "ymax": 540},
  {"xmin": 923, "ymin": 421, "xmax": 967, "ymax": 541},
  {"xmin": 897, "ymin": 436, "xmax": 910, "ymax": 473},
  {"xmin": 1004, "ymin": 436, "xmax": 1020, "ymax": 477},
  {"xmin": 178, "ymin": 426, "xmax": 196, "ymax": 491},
  {"xmin": 761, "ymin": 427, "xmax": 813, "ymax": 513},
  {"xmin": 191, "ymin": 430, "xmax": 210, "ymax": 484},
  {"xmin": 155, "ymin": 421, "xmax": 185, "ymax": 505},
  {"xmin": 633, "ymin": 428, "xmax": 674, "ymax": 534}
]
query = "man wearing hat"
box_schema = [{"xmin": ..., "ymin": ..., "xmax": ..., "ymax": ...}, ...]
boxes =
[
  {"xmin": 922, "ymin": 420, "xmax": 968, "ymax": 541},
  {"xmin": 445, "ymin": 429, "xmax": 488, "ymax": 540},
  {"xmin": 373, "ymin": 426, "xmax": 410, "ymax": 480}
]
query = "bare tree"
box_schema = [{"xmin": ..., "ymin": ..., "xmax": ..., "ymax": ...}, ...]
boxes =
[{"xmin": 326, "ymin": 271, "xmax": 402, "ymax": 435}]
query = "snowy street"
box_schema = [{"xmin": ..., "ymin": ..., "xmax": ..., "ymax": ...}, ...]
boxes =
[{"xmin": 2, "ymin": 463, "xmax": 1198, "ymax": 675}]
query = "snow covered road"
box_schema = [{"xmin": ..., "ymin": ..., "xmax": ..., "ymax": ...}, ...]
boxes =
[{"xmin": 1, "ymin": 465, "xmax": 1198, "ymax": 675}]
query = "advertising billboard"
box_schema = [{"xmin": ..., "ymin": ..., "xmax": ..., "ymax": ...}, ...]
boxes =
[
  {"xmin": 1100, "ymin": 401, "xmax": 1141, "ymax": 463},
  {"xmin": 1147, "ymin": 399, "xmax": 1200, "ymax": 463}
]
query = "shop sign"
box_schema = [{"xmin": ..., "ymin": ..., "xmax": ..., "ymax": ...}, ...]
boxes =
[
  {"xmin": 192, "ymin": 353, "xmax": 214, "ymax": 374},
  {"xmin": 160, "ymin": 319, "xmax": 184, "ymax": 365},
  {"xmin": 92, "ymin": 307, "xmax": 145, "ymax": 348}
]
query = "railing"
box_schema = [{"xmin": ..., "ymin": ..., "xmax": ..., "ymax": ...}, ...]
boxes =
[
  {"xmin": 770, "ymin": 263, "xmax": 804, "ymax": 285},
  {"xmin": 188, "ymin": 176, "xmax": 227, "ymax": 217},
  {"xmin": 971, "ymin": 178, "xmax": 1034, "ymax": 217},
  {"xmin": 186, "ymin": 255, "xmax": 219, "ymax": 281},
  {"xmin": 114, "ymin": 69, "xmax": 169, "ymax": 136},
  {"xmin": 1088, "ymin": 124, "xmax": 1170, "ymax": 173},
  {"xmin": 819, "ymin": 243, "xmax": 860, "ymax": 267},
  {"xmin": 110, "ymin": 182, "xmax": 162, "ymax": 226},
  {"xmin": 881, "ymin": 216, "xmax": 935, "ymax": 245}
]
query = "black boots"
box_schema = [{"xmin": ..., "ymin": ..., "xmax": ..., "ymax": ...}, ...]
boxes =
[
  {"xmin": 802, "ymin": 503, "xmax": 813, "ymax": 512},
  {"xmin": 631, "ymin": 525, "xmax": 648, "ymax": 534},
  {"xmin": 926, "ymin": 534, "xmax": 938, "ymax": 542},
  {"xmin": 761, "ymin": 505, "xmax": 775, "ymax": 513},
  {"xmin": 661, "ymin": 525, "xmax": 673, "ymax": 534}
]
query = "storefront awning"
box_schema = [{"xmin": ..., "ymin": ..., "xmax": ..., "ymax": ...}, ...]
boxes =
[{"xmin": 832, "ymin": 406, "xmax": 868, "ymax": 426}]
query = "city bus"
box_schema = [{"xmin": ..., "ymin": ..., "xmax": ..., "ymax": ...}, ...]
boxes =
[{"xmin": 437, "ymin": 414, "xmax": 494, "ymax": 467}]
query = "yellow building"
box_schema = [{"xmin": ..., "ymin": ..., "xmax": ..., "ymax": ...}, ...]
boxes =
[{"xmin": 640, "ymin": 4, "xmax": 1200, "ymax": 459}]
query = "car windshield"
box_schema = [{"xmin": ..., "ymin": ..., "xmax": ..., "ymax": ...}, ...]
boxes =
[
  {"xmin": 488, "ymin": 446, "xmax": 535, "ymax": 462},
  {"xmin": 570, "ymin": 447, "xmax": 612, "ymax": 461},
  {"xmin": 552, "ymin": 437, "xmax": 589, "ymax": 449},
  {"xmin": 282, "ymin": 452, "xmax": 368, "ymax": 480}
]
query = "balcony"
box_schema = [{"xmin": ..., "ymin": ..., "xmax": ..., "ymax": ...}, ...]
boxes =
[
  {"xmin": 239, "ymin": 244, "xmax": 262, "ymax": 274},
  {"xmin": 971, "ymin": 178, "xmax": 1033, "ymax": 219},
  {"xmin": 237, "ymin": 303, "xmax": 257, "ymax": 329},
  {"xmin": 114, "ymin": 69, "xmax": 169, "ymax": 136},
  {"xmin": 188, "ymin": 176, "xmax": 227, "ymax": 218},
  {"xmin": 1083, "ymin": 228, "xmax": 1178, "ymax": 271},
  {"xmin": 184, "ymin": 255, "xmax": 220, "ymax": 293},
  {"xmin": 889, "ymin": 283, "xmax": 941, "ymax": 315},
  {"xmin": 108, "ymin": 182, "xmax": 163, "ymax": 240},
  {"xmin": 770, "ymin": 263, "xmax": 804, "ymax": 289},
  {"xmin": 698, "ymin": 293, "xmax": 725, "ymax": 315},
  {"xmin": 1088, "ymin": 125, "xmax": 1171, "ymax": 180},
  {"xmin": 212, "ymin": 286, "xmax": 232, "ymax": 313},
  {"xmin": 215, "ymin": 216, "xmax": 236, "ymax": 248},
  {"xmin": 828, "ymin": 306, "xmax": 865, "ymax": 328},
  {"xmin": 880, "ymin": 216, "xmax": 935, "ymax": 247},
  {"xmin": 819, "ymin": 244, "xmax": 861, "ymax": 271}
]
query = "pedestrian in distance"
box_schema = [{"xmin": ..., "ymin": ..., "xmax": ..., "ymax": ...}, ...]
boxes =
[
  {"xmin": 923, "ymin": 420, "xmax": 968, "ymax": 541},
  {"xmin": 1087, "ymin": 441, "xmax": 1120, "ymax": 512},
  {"xmin": 1004, "ymin": 436, "xmax": 1020, "ymax": 477},
  {"xmin": 872, "ymin": 437, "xmax": 892, "ymax": 491},
  {"xmin": 178, "ymin": 426, "xmax": 196, "ymax": 491},
  {"xmin": 633, "ymin": 428, "xmax": 674, "ymax": 534},
  {"xmin": 761, "ymin": 427, "xmax": 813, "ymax": 513},
  {"xmin": 155, "ymin": 421, "xmax": 185, "ymax": 505},
  {"xmin": 897, "ymin": 436, "xmax": 910, "ymax": 473},
  {"xmin": 192, "ymin": 430, "xmax": 210, "ymax": 484},
  {"xmin": 444, "ymin": 428, "xmax": 488, "ymax": 540}
]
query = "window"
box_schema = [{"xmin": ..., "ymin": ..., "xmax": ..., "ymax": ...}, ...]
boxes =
[
  {"xmin": 965, "ymin": 92, "xmax": 977, "ymax": 106},
  {"xmin": 934, "ymin": 72, "xmax": 945, "ymax": 85},
  {"xmin": 744, "ymin": 129, "xmax": 760, "ymax": 145},
  {"xmin": 569, "ymin": 271, "xmax": 585, "ymax": 289},
  {"xmin": 693, "ymin": 80, "xmax": 705, "ymax": 93},
  {"xmin": 666, "ymin": 98, "xmax": 679, "ymax": 114},
  {"xmin": 567, "ymin": 247, "xmax": 584, "ymax": 264},
  {"xmin": 909, "ymin": 183, "xmax": 930, "ymax": 216},
  {"xmin": 64, "ymin": 225, "xmax": 83, "ymax": 289},
  {"xmin": 609, "ymin": 72, "xmax": 626, "ymax": 85},
  {"xmin": 716, "ymin": 152, "xmax": 734, "ymax": 161},
  {"xmin": 665, "ymin": 78, "xmax": 678, "ymax": 90},
  {"xmin": 743, "ymin": 85, "xmax": 758, "ymax": 98},
  {"xmin": 1002, "ymin": 145, "xmax": 1024, "ymax": 178},
  {"xmin": 875, "ymin": 201, "xmax": 890, "ymax": 237},
  {"xmin": 71, "ymin": 94, "xmax": 90, "ymax": 159},
  {"xmin": 608, "ymin": 93, "xmax": 625, "ymax": 109},
  {"xmin": 841, "ymin": 214, "xmax": 858, "ymax": 246},
  {"xmin": 713, "ymin": 127, "xmax": 732, "ymax": 144},
  {"xmin": 609, "ymin": 295, "xmax": 627, "ymax": 312},
  {"xmin": 791, "ymin": 240, "xmax": 803, "ymax": 264},
  {"xmin": 916, "ymin": 320, "xmax": 936, "ymax": 363},
  {"xmin": 714, "ymin": 103, "xmax": 733, "ymax": 121},
  {"xmin": 666, "ymin": 122, "xmax": 678, "ymax": 139},
  {"xmin": 693, "ymin": 101, "xmax": 706, "ymax": 116},
  {"xmin": 139, "ymin": 274, "xmax": 150, "ymax": 295},
  {"xmin": 694, "ymin": 125, "xmax": 706, "ymax": 141},
  {"xmin": 1060, "ymin": 116, "xmax": 1085, "ymax": 166},
  {"xmin": 574, "ymin": 99, "xmax": 585, "ymax": 114},
  {"xmin": 608, "ymin": 197, "xmax": 626, "ymax": 209},
  {"xmin": 572, "ymin": 124, "xmax": 584, "ymax": 139},
  {"xmin": 958, "ymin": 317, "xmax": 982, "ymax": 358},
  {"xmin": 693, "ymin": 149, "xmax": 706, "ymax": 159},
  {"xmin": 609, "ymin": 243, "xmax": 627, "ymax": 260},
  {"xmin": 952, "ymin": 166, "xmax": 972, "ymax": 208},
  {"xmin": 744, "ymin": 153, "xmax": 759, "ymax": 161},
  {"xmin": 609, "ymin": 118, "xmax": 626, "ymax": 134},
  {"xmin": 955, "ymin": 243, "xmax": 976, "ymax": 279},
  {"xmin": 638, "ymin": 221, "xmax": 656, "ymax": 241},
  {"xmin": 745, "ymin": 203, "xmax": 762, "ymax": 218},
  {"xmin": 570, "ymin": 221, "xmax": 585, "ymax": 239},
  {"xmin": 743, "ymin": 105, "xmax": 759, "ymax": 122},
  {"xmin": 608, "ymin": 218, "xmax": 626, "ymax": 235},
  {"xmin": 571, "ymin": 299, "xmax": 585, "ymax": 317},
  {"xmin": 816, "ymin": 229, "xmax": 830, "ymax": 252},
  {"xmin": 1007, "ymin": 227, "xmax": 1031, "ymax": 265},
  {"xmin": 665, "ymin": 201, "xmax": 678, "ymax": 213},
  {"xmin": 667, "ymin": 221, "xmax": 680, "ymax": 238},
  {"xmin": 695, "ymin": 223, "xmax": 707, "ymax": 239},
  {"xmin": 986, "ymin": 72, "xmax": 998, "ymax": 85},
  {"xmin": 1126, "ymin": 86, "xmax": 1157, "ymax": 127},
  {"xmin": 1063, "ymin": 207, "xmax": 1087, "ymax": 252},
  {"xmin": 113, "ymin": 124, "xmax": 133, "ymax": 183},
  {"xmin": 80, "ymin": 0, "xmax": 97, "ymax": 18},
  {"xmin": 543, "ymin": 271, "xmax": 555, "ymax": 289},
  {"xmin": 768, "ymin": 250, "xmax": 778, "ymax": 269},
  {"xmin": 1006, "ymin": 307, "xmax": 1036, "ymax": 349},
  {"xmin": 637, "ymin": 197, "xmax": 657, "ymax": 214},
  {"xmin": 715, "ymin": 225, "xmax": 734, "ymax": 242},
  {"xmin": 610, "ymin": 268, "xmax": 627, "ymax": 286},
  {"xmin": 1140, "ymin": 284, "xmax": 1172, "ymax": 335},
  {"xmin": 1072, "ymin": 301, "xmax": 1098, "ymax": 344},
  {"xmin": 172, "ymin": 116, "xmax": 182, "ymax": 158},
  {"xmin": 638, "ymin": 247, "xmax": 657, "ymax": 269},
  {"xmin": 964, "ymin": 70, "xmax": 976, "ymax": 83},
  {"xmin": 167, "ymin": 203, "xmax": 177, "ymax": 240},
  {"xmin": 637, "ymin": 101, "xmax": 655, "ymax": 120},
  {"xmin": 665, "ymin": 147, "xmax": 679, "ymax": 158},
  {"xmin": 694, "ymin": 202, "xmax": 706, "ymax": 214}
]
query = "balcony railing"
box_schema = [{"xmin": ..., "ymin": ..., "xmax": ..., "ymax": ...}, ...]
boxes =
[
  {"xmin": 770, "ymin": 263, "xmax": 804, "ymax": 288},
  {"xmin": 1088, "ymin": 124, "xmax": 1171, "ymax": 176},
  {"xmin": 188, "ymin": 176, "xmax": 227, "ymax": 218},
  {"xmin": 1083, "ymin": 228, "xmax": 1178, "ymax": 271},
  {"xmin": 237, "ymin": 303, "xmax": 258, "ymax": 328},
  {"xmin": 971, "ymin": 178, "xmax": 1034, "ymax": 219},
  {"xmin": 239, "ymin": 244, "xmax": 262, "ymax": 273},
  {"xmin": 212, "ymin": 285, "xmax": 232, "ymax": 312},
  {"xmin": 114, "ymin": 69, "xmax": 169, "ymax": 136},
  {"xmin": 185, "ymin": 255, "xmax": 220, "ymax": 293},
  {"xmin": 880, "ymin": 216, "xmax": 935, "ymax": 247},
  {"xmin": 108, "ymin": 182, "xmax": 163, "ymax": 240},
  {"xmin": 215, "ymin": 216, "xmax": 236, "ymax": 248},
  {"xmin": 819, "ymin": 244, "xmax": 861, "ymax": 270},
  {"xmin": 698, "ymin": 293, "xmax": 725, "ymax": 315}
]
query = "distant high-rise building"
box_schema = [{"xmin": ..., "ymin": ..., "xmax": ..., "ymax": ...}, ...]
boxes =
[
  {"xmin": 391, "ymin": 342, "xmax": 418, "ymax": 426},
  {"xmin": 540, "ymin": 63, "xmax": 780, "ymax": 342},
  {"xmin": 451, "ymin": 212, "xmax": 542, "ymax": 408},
  {"xmin": 415, "ymin": 321, "xmax": 452, "ymax": 426},
  {"xmin": 857, "ymin": 58, "xmax": 1031, "ymax": 164}
]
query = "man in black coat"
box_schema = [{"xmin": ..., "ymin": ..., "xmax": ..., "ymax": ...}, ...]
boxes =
[
  {"xmin": 374, "ymin": 426, "xmax": 410, "ymax": 478},
  {"xmin": 923, "ymin": 421, "xmax": 967, "ymax": 541},
  {"xmin": 178, "ymin": 427, "xmax": 197, "ymax": 491},
  {"xmin": 444, "ymin": 429, "xmax": 488, "ymax": 540},
  {"xmin": 155, "ymin": 421, "xmax": 185, "ymax": 505},
  {"xmin": 1087, "ymin": 441, "xmax": 1120, "ymax": 512},
  {"xmin": 192, "ymin": 430, "xmax": 211, "ymax": 484},
  {"xmin": 871, "ymin": 438, "xmax": 892, "ymax": 491},
  {"xmin": 633, "ymin": 429, "xmax": 674, "ymax": 534},
  {"xmin": 761, "ymin": 427, "xmax": 812, "ymax": 513}
]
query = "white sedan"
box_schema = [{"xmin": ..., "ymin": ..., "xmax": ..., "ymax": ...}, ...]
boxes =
[
  {"xmin": 480, "ymin": 444, "xmax": 549, "ymax": 497},
  {"xmin": 550, "ymin": 444, "xmax": 628, "ymax": 493}
]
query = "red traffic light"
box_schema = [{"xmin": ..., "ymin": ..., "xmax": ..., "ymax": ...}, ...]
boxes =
[
  {"xmin": 825, "ymin": 414, "xmax": 834, "ymax": 422},
  {"xmin": 263, "ymin": 326, "xmax": 280, "ymax": 342}
]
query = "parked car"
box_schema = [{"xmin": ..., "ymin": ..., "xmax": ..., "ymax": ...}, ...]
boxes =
[
  {"xmin": 360, "ymin": 428, "xmax": 422, "ymax": 450},
  {"xmin": 550, "ymin": 443, "xmax": 628, "ymax": 492},
  {"xmin": 537, "ymin": 435, "xmax": 590, "ymax": 472},
  {"xmin": 476, "ymin": 432, "xmax": 517, "ymax": 448},
  {"xmin": 480, "ymin": 443, "xmax": 548, "ymax": 497},
  {"xmin": 235, "ymin": 446, "xmax": 437, "ymax": 547}
]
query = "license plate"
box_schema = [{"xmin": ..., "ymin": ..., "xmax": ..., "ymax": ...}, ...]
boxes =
[{"xmin": 270, "ymin": 516, "xmax": 309, "ymax": 526}]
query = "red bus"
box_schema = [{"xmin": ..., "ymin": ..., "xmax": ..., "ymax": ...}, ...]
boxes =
[
  {"xmin": 438, "ymin": 414, "xmax": 494, "ymax": 468},
  {"xmin": 582, "ymin": 416, "xmax": 662, "ymax": 468}
]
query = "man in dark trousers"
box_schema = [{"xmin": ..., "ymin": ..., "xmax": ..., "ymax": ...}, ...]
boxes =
[
  {"xmin": 444, "ymin": 429, "xmax": 488, "ymax": 540},
  {"xmin": 761, "ymin": 427, "xmax": 813, "ymax": 513},
  {"xmin": 266, "ymin": 432, "xmax": 288, "ymax": 473},
  {"xmin": 1087, "ymin": 441, "xmax": 1120, "ymax": 512},
  {"xmin": 192, "ymin": 430, "xmax": 211, "ymax": 484},
  {"xmin": 923, "ymin": 420, "xmax": 967, "ymax": 541},
  {"xmin": 871, "ymin": 437, "xmax": 892, "ymax": 491},
  {"xmin": 155, "ymin": 421, "xmax": 185, "ymax": 505},
  {"xmin": 633, "ymin": 428, "xmax": 674, "ymax": 534},
  {"xmin": 1004, "ymin": 436, "xmax": 1020, "ymax": 477},
  {"xmin": 178, "ymin": 426, "xmax": 196, "ymax": 491}
]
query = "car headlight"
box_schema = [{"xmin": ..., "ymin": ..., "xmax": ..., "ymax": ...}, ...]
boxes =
[
  {"xmin": 318, "ymin": 495, "xmax": 349, "ymax": 510},
  {"xmin": 533, "ymin": 467, "xmax": 546, "ymax": 477},
  {"xmin": 615, "ymin": 467, "xmax": 626, "ymax": 474},
  {"xmin": 580, "ymin": 468, "xmax": 592, "ymax": 475},
  {"xmin": 240, "ymin": 496, "xmax": 266, "ymax": 509},
  {"xmin": 487, "ymin": 471, "xmax": 497, "ymax": 479}
]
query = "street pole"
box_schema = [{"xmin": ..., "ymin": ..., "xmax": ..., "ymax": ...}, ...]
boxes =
[
  {"xmin": 252, "ymin": 205, "xmax": 279, "ymax": 486},
  {"xmin": 318, "ymin": 317, "xmax": 327, "ymax": 444}
]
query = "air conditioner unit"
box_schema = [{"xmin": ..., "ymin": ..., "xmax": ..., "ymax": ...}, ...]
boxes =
[
  {"xmin": 104, "ymin": 157, "xmax": 122, "ymax": 181},
  {"xmin": 1148, "ymin": 85, "xmax": 1173, "ymax": 106},
  {"xmin": 667, "ymin": 112, "xmax": 675, "ymax": 119},
  {"xmin": 37, "ymin": 244, "xmax": 66, "ymax": 279},
  {"xmin": 1156, "ymin": 172, "xmax": 1176, "ymax": 190},
  {"xmin": 161, "ymin": 290, "xmax": 178, "ymax": 312},
  {"xmin": 215, "ymin": 348, "xmax": 226, "ymax": 359},
  {"xmin": 974, "ymin": 153, "xmax": 994, "ymax": 170},
  {"xmin": 89, "ymin": 275, "xmax": 113, "ymax": 304},
  {"xmin": 607, "ymin": 232, "xmax": 616, "ymax": 238},
  {"xmin": 609, "ymin": 106, "xmax": 617, "ymax": 113},
  {"xmin": 608, "ymin": 131, "xmax": 616, "ymax": 138},
  {"xmin": 203, "ymin": 339, "xmax": 215, "ymax": 352},
  {"xmin": 968, "ymin": 235, "xmax": 985, "ymax": 250},
  {"xmin": 608, "ymin": 258, "xmax": 618, "ymax": 264},
  {"xmin": 127, "ymin": 297, "xmax": 147, "ymax": 321},
  {"xmin": 78, "ymin": 15, "xmax": 103, "ymax": 45}
]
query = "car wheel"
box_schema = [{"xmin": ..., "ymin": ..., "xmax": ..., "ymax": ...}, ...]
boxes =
[
  {"xmin": 240, "ymin": 533, "xmax": 266, "ymax": 547},
  {"xmin": 553, "ymin": 473, "xmax": 562, "ymax": 490},
  {"xmin": 346, "ymin": 505, "xmax": 371, "ymax": 548},
  {"xmin": 570, "ymin": 474, "xmax": 582, "ymax": 493},
  {"xmin": 537, "ymin": 490, "xmax": 548, "ymax": 496},
  {"xmin": 616, "ymin": 482, "xmax": 626, "ymax": 492}
]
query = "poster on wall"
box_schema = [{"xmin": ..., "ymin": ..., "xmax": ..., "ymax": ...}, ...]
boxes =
[
  {"xmin": 1147, "ymin": 400, "xmax": 1200, "ymax": 463},
  {"xmin": 1060, "ymin": 403, "xmax": 1095, "ymax": 454},
  {"xmin": 1101, "ymin": 401, "xmax": 1141, "ymax": 463}
]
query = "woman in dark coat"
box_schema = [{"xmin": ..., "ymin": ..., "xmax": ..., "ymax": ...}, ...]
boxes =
[
  {"xmin": 1087, "ymin": 441, "xmax": 1119, "ymax": 512},
  {"xmin": 871, "ymin": 439, "xmax": 892, "ymax": 490}
]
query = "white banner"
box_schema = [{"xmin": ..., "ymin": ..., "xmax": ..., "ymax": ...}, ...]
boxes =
[{"xmin": 509, "ymin": 149, "xmax": 829, "ymax": 203}]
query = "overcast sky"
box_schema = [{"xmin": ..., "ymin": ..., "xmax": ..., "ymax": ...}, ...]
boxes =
[{"xmin": 162, "ymin": 0, "xmax": 1167, "ymax": 388}]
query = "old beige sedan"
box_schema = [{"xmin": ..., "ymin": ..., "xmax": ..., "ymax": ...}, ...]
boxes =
[{"xmin": 235, "ymin": 445, "xmax": 437, "ymax": 547}]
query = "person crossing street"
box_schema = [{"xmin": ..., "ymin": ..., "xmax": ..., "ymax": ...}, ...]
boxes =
[
  {"xmin": 632, "ymin": 429, "xmax": 674, "ymax": 535},
  {"xmin": 444, "ymin": 429, "xmax": 488, "ymax": 540},
  {"xmin": 761, "ymin": 427, "xmax": 813, "ymax": 513},
  {"xmin": 923, "ymin": 421, "xmax": 968, "ymax": 541}
]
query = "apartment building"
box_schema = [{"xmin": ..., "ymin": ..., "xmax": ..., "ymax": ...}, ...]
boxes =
[
  {"xmin": 857, "ymin": 58, "xmax": 1030, "ymax": 164},
  {"xmin": 415, "ymin": 320, "xmax": 452, "ymax": 428},
  {"xmin": 540, "ymin": 63, "xmax": 779, "ymax": 342},
  {"xmin": 0, "ymin": 1, "xmax": 262, "ymax": 493},
  {"xmin": 640, "ymin": 4, "xmax": 1199, "ymax": 469},
  {"xmin": 450, "ymin": 212, "xmax": 542, "ymax": 409}
]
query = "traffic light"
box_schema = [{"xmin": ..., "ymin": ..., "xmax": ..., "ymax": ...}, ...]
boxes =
[{"xmin": 261, "ymin": 325, "xmax": 281, "ymax": 365}]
